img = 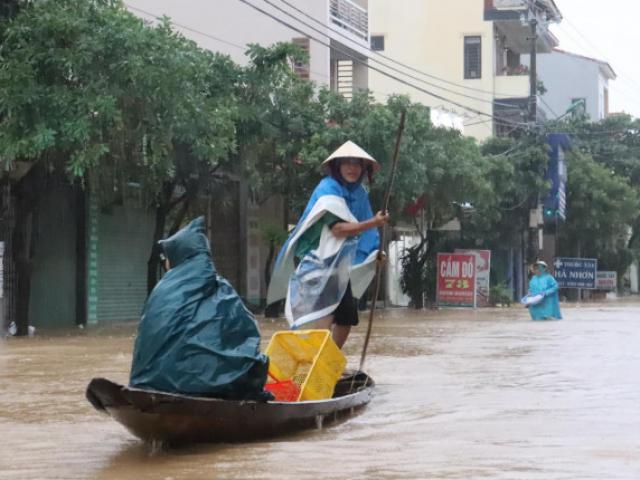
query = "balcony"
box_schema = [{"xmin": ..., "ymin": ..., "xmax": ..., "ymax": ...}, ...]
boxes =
[
  {"xmin": 485, "ymin": 0, "xmax": 561, "ymax": 53},
  {"xmin": 494, "ymin": 74, "xmax": 530, "ymax": 98},
  {"xmin": 484, "ymin": 0, "xmax": 561, "ymax": 22},
  {"xmin": 329, "ymin": 0, "xmax": 368, "ymax": 44}
]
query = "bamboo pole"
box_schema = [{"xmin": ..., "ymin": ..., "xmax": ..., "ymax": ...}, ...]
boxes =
[{"xmin": 358, "ymin": 110, "xmax": 406, "ymax": 371}]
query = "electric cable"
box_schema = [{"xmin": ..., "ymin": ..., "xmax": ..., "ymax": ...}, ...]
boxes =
[
  {"xmin": 236, "ymin": 0, "xmax": 533, "ymax": 130},
  {"xmin": 258, "ymin": 0, "xmax": 523, "ymax": 110},
  {"xmin": 276, "ymin": 0, "xmax": 525, "ymax": 100}
]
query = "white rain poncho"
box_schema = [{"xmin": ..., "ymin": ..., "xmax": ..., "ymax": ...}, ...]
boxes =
[{"xmin": 268, "ymin": 177, "xmax": 379, "ymax": 329}]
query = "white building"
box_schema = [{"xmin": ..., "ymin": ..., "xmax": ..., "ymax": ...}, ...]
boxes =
[
  {"xmin": 126, "ymin": 0, "xmax": 373, "ymax": 304},
  {"xmin": 127, "ymin": 0, "xmax": 370, "ymax": 97},
  {"xmin": 532, "ymin": 49, "xmax": 616, "ymax": 120},
  {"xmin": 369, "ymin": 0, "xmax": 562, "ymax": 141}
]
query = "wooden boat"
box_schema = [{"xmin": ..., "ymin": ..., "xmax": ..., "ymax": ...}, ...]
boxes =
[{"xmin": 86, "ymin": 372, "xmax": 374, "ymax": 445}]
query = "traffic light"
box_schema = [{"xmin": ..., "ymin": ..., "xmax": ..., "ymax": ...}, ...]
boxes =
[{"xmin": 543, "ymin": 207, "xmax": 555, "ymax": 218}]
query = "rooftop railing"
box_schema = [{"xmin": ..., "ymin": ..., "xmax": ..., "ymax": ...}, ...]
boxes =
[{"xmin": 329, "ymin": 0, "xmax": 368, "ymax": 42}]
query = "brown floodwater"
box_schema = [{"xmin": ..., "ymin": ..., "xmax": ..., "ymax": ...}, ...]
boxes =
[{"xmin": 1, "ymin": 301, "xmax": 640, "ymax": 480}]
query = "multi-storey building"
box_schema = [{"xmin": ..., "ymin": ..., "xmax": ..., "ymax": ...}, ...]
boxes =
[
  {"xmin": 124, "ymin": 0, "xmax": 373, "ymax": 305},
  {"xmin": 369, "ymin": 0, "xmax": 562, "ymax": 140},
  {"xmin": 533, "ymin": 49, "xmax": 616, "ymax": 121},
  {"xmin": 127, "ymin": 0, "xmax": 370, "ymax": 98}
]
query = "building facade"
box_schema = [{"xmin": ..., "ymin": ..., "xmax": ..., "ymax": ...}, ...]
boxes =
[
  {"xmin": 127, "ymin": 0, "xmax": 370, "ymax": 98},
  {"xmin": 532, "ymin": 49, "xmax": 616, "ymax": 121},
  {"xmin": 123, "ymin": 0, "xmax": 373, "ymax": 307},
  {"xmin": 369, "ymin": 0, "xmax": 562, "ymax": 140}
]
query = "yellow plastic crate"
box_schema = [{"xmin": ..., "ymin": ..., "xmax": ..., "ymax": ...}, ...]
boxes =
[{"xmin": 265, "ymin": 329, "xmax": 347, "ymax": 401}]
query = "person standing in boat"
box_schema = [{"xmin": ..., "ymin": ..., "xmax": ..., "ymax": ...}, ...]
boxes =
[
  {"xmin": 267, "ymin": 141, "xmax": 388, "ymax": 348},
  {"xmin": 526, "ymin": 260, "xmax": 562, "ymax": 320},
  {"xmin": 129, "ymin": 217, "xmax": 270, "ymax": 400}
]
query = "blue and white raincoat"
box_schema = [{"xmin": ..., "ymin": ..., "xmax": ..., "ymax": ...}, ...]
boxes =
[{"xmin": 267, "ymin": 176, "xmax": 379, "ymax": 328}]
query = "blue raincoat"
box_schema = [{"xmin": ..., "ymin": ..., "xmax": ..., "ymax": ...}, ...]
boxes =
[
  {"xmin": 527, "ymin": 269, "xmax": 562, "ymax": 320},
  {"xmin": 267, "ymin": 176, "xmax": 379, "ymax": 328},
  {"xmin": 129, "ymin": 217, "xmax": 269, "ymax": 399},
  {"xmin": 284, "ymin": 176, "xmax": 379, "ymax": 265}
]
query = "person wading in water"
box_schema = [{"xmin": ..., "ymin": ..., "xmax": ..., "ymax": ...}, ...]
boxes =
[{"xmin": 526, "ymin": 260, "xmax": 562, "ymax": 320}]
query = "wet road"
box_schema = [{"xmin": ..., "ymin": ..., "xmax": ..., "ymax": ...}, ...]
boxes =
[{"xmin": 1, "ymin": 302, "xmax": 639, "ymax": 479}]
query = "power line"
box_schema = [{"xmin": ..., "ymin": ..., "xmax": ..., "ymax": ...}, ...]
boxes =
[
  {"xmin": 130, "ymin": 0, "xmax": 537, "ymax": 133},
  {"xmin": 128, "ymin": 3, "xmax": 405, "ymax": 100},
  {"xmin": 520, "ymin": 1, "xmax": 640, "ymax": 113},
  {"xmin": 552, "ymin": 21, "xmax": 640, "ymax": 110},
  {"xmin": 258, "ymin": 0, "xmax": 523, "ymax": 110},
  {"xmin": 561, "ymin": 17, "xmax": 640, "ymax": 93},
  {"xmin": 538, "ymin": 95, "xmax": 559, "ymax": 119},
  {"xmin": 126, "ymin": 4, "xmax": 246, "ymax": 51},
  {"xmin": 275, "ymin": 0, "xmax": 524, "ymax": 100},
  {"xmin": 127, "ymin": 2, "xmax": 480, "ymax": 128},
  {"xmin": 128, "ymin": 0, "xmax": 636, "ymax": 140},
  {"xmin": 464, "ymin": 118, "xmax": 493, "ymax": 127},
  {"xmin": 236, "ymin": 0, "xmax": 533, "ymax": 130}
]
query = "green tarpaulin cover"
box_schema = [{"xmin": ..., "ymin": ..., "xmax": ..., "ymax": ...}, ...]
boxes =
[{"xmin": 129, "ymin": 217, "xmax": 269, "ymax": 399}]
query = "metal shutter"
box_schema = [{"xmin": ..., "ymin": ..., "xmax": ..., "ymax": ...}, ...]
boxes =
[{"xmin": 93, "ymin": 204, "xmax": 154, "ymax": 323}]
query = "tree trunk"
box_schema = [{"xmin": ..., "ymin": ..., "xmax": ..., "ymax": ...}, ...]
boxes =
[
  {"xmin": 412, "ymin": 295, "xmax": 424, "ymax": 310},
  {"xmin": 168, "ymin": 194, "xmax": 191, "ymax": 236},
  {"xmin": 11, "ymin": 166, "xmax": 45, "ymax": 336},
  {"xmin": 283, "ymin": 193, "xmax": 290, "ymax": 233},
  {"xmin": 146, "ymin": 182, "xmax": 173, "ymax": 294},
  {"xmin": 264, "ymin": 242, "xmax": 275, "ymax": 293},
  {"xmin": 74, "ymin": 180, "xmax": 87, "ymax": 326},
  {"xmin": 13, "ymin": 209, "xmax": 33, "ymax": 336},
  {"xmin": 263, "ymin": 240, "xmax": 283, "ymax": 317}
]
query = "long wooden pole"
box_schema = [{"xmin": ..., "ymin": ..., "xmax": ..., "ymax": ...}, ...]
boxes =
[{"xmin": 359, "ymin": 110, "xmax": 406, "ymax": 371}]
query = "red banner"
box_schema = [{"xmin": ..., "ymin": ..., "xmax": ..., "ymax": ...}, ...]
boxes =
[{"xmin": 436, "ymin": 253, "xmax": 477, "ymax": 308}]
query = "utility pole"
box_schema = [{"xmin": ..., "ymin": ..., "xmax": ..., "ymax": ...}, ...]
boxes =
[
  {"xmin": 529, "ymin": 18, "xmax": 538, "ymax": 122},
  {"xmin": 527, "ymin": 16, "xmax": 541, "ymax": 286}
]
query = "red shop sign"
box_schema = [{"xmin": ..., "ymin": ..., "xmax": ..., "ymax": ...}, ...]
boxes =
[{"xmin": 436, "ymin": 253, "xmax": 477, "ymax": 308}]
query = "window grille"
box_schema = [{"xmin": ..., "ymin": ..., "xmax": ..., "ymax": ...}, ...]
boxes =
[{"xmin": 464, "ymin": 36, "xmax": 482, "ymax": 79}]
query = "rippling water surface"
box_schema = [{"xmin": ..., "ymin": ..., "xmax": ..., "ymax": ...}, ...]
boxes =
[{"xmin": 1, "ymin": 302, "xmax": 639, "ymax": 479}]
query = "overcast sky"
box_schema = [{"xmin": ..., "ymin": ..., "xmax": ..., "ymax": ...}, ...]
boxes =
[{"xmin": 551, "ymin": 0, "xmax": 640, "ymax": 118}]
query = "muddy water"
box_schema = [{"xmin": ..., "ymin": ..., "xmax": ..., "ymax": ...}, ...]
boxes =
[{"xmin": 1, "ymin": 303, "xmax": 640, "ymax": 480}]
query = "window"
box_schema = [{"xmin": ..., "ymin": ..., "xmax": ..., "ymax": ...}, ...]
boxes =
[
  {"xmin": 291, "ymin": 37, "xmax": 310, "ymax": 80},
  {"xmin": 464, "ymin": 36, "xmax": 481, "ymax": 79},
  {"xmin": 371, "ymin": 35, "xmax": 385, "ymax": 51}
]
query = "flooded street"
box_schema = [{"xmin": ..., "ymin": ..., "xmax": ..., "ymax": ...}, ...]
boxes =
[{"xmin": 1, "ymin": 302, "xmax": 640, "ymax": 480}]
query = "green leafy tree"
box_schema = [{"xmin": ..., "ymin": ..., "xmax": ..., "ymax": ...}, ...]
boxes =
[
  {"xmin": 0, "ymin": 0, "xmax": 23, "ymax": 23},
  {"xmin": 547, "ymin": 115, "xmax": 640, "ymax": 281},
  {"xmin": 299, "ymin": 92, "xmax": 432, "ymax": 216},
  {"xmin": 0, "ymin": 0, "xmax": 236, "ymax": 332},
  {"xmin": 464, "ymin": 135, "xmax": 550, "ymax": 259},
  {"xmin": 237, "ymin": 43, "xmax": 325, "ymax": 227},
  {"xmin": 298, "ymin": 91, "xmax": 497, "ymax": 307},
  {"xmin": 559, "ymin": 149, "xmax": 639, "ymax": 279}
]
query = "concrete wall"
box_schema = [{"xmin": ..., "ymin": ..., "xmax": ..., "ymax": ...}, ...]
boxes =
[
  {"xmin": 127, "ymin": 0, "xmax": 331, "ymax": 86},
  {"xmin": 527, "ymin": 50, "xmax": 606, "ymax": 120},
  {"xmin": 369, "ymin": 0, "xmax": 532, "ymax": 141}
]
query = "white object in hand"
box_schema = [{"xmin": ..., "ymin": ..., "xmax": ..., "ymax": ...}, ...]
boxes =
[{"xmin": 520, "ymin": 294, "xmax": 544, "ymax": 306}]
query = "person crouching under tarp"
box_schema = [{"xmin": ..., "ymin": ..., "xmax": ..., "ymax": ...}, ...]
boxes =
[
  {"xmin": 527, "ymin": 260, "xmax": 562, "ymax": 321},
  {"xmin": 267, "ymin": 141, "xmax": 389, "ymax": 348},
  {"xmin": 129, "ymin": 217, "xmax": 270, "ymax": 400}
]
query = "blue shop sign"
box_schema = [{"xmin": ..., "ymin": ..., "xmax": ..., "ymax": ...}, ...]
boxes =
[{"xmin": 553, "ymin": 257, "xmax": 597, "ymax": 289}]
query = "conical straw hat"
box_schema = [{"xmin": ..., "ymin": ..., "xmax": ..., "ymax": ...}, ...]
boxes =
[{"xmin": 320, "ymin": 141, "xmax": 379, "ymax": 175}]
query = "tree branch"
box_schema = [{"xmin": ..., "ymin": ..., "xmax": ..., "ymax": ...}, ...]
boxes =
[{"xmin": 167, "ymin": 191, "xmax": 188, "ymax": 210}]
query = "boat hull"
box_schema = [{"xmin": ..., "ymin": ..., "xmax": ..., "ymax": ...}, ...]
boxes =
[{"xmin": 86, "ymin": 373, "xmax": 374, "ymax": 444}]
